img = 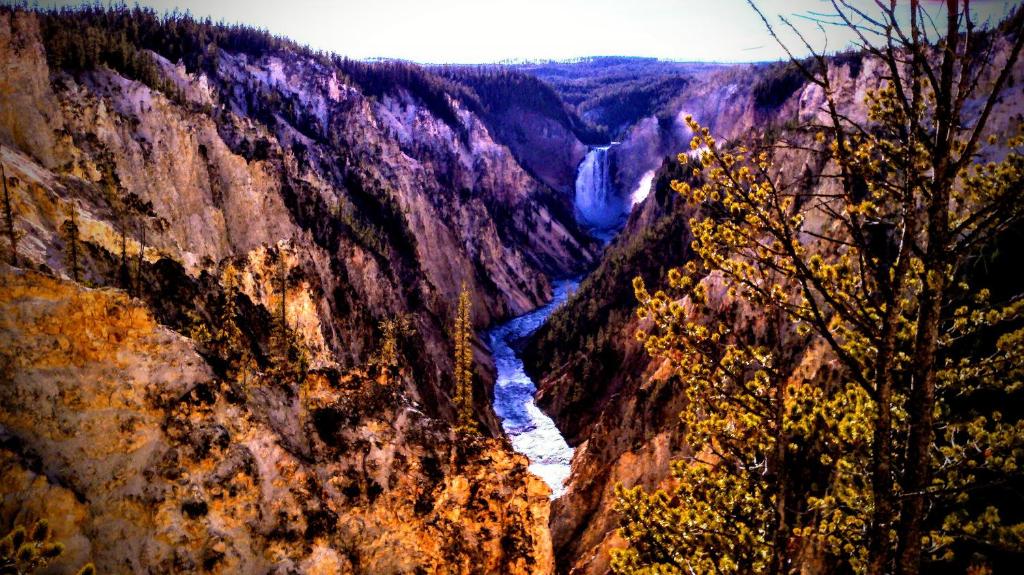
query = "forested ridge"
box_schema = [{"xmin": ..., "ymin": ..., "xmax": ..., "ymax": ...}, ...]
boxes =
[{"xmin": 516, "ymin": 57, "xmax": 724, "ymax": 138}]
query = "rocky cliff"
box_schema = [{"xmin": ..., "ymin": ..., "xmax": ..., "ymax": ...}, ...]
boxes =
[
  {"xmin": 0, "ymin": 6, "xmax": 600, "ymax": 573},
  {"xmin": 438, "ymin": 68, "xmax": 604, "ymax": 196},
  {"xmin": 0, "ymin": 267, "xmax": 554, "ymax": 574}
]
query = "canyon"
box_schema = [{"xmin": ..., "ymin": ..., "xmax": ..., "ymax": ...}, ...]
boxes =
[
  {"xmin": 524, "ymin": 36, "xmax": 1024, "ymax": 575},
  {"xmin": 2, "ymin": 4, "xmax": 1023, "ymax": 575},
  {"xmin": 0, "ymin": 7, "xmax": 592, "ymax": 572}
]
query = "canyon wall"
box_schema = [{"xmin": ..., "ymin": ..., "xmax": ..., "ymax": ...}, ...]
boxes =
[{"xmin": 0, "ymin": 8, "xmax": 599, "ymax": 573}]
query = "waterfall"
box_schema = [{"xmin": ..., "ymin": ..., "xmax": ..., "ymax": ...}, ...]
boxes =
[
  {"xmin": 630, "ymin": 168, "xmax": 656, "ymax": 207},
  {"xmin": 574, "ymin": 145, "xmax": 625, "ymax": 234}
]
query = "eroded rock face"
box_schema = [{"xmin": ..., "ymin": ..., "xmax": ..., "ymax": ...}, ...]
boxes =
[
  {"xmin": 0, "ymin": 11, "xmax": 66, "ymax": 170},
  {"xmin": 0, "ymin": 268, "xmax": 554, "ymax": 574},
  {"xmin": 472, "ymin": 105, "xmax": 589, "ymax": 197},
  {"xmin": 0, "ymin": 9, "xmax": 598, "ymax": 431},
  {"xmin": 0, "ymin": 9, "xmax": 599, "ymax": 573},
  {"xmin": 606, "ymin": 55, "xmax": 876, "ymax": 221}
]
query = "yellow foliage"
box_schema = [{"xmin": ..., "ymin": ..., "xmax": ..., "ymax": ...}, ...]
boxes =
[
  {"xmin": 452, "ymin": 282, "xmax": 476, "ymax": 434},
  {"xmin": 613, "ymin": 46, "xmax": 1024, "ymax": 574}
]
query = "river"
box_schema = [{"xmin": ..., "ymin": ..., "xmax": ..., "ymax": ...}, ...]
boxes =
[{"xmin": 488, "ymin": 278, "xmax": 579, "ymax": 498}]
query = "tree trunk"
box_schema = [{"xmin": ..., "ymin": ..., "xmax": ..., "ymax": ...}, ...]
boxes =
[
  {"xmin": 770, "ymin": 374, "xmax": 790, "ymax": 575},
  {"xmin": 897, "ymin": 2, "xmax": 957, "ymax": 570},
  {"xmin": 866, "ymin": 155, "xmax": 922, "ymax": 575},
  {"xmin": 897, "ymin": 290, "xmax": 941, "ymax": 575},
  {"xmin": 135, "ymin": 223, "xmax": 146, "ymax": 297},
  {"xmin": 867, "ymin": 353, "xmax": 896, "ymax": 575},
  {"xmin": 897, "ymin": 190, "xmax": 949, "ymax": 575}
]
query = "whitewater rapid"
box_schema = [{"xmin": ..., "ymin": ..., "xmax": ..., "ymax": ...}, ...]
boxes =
[{"xmin": 488, "ymin": 279, "xmax": 578, "ymax": 498}]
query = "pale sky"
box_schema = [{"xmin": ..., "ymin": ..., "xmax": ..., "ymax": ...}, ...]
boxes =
[{"xmin": 40, "ymin": 0, "xmax": 1019, "ymax": 63}]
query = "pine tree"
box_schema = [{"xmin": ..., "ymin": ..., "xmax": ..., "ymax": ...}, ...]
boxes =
[
  {"xmin": 452, "ymin": 282, "xmax": 476, "ymax": 434},
  {"xmin": 60, "ymin": 203, "xmax": 82, "ymax": 283},
  {"xmin": 370, "ymin": 315, "xmax": 412, "ymax": 386},
  {"xmin": 135, "ymin": 218, "xmax": 146, "ymax": 296},
  {"xmin": 612, "ymin": 2, "xmax": 1024, "ymax": 573},
  {"xmin": 189, "ymin": 264, "xmax": 254, "ymax": 387},
  {"xmin": 266, "ymin": 244, "xmax": 308, "ymax": 385},
  {"xmin": 1, "ymin": 160, "xmax": 18, "ymax": 266},
  {"xmin": 123, "ymin": 193, "xmax": 161, "ymax": 297},
  {"xmin": 103, "ymin": 178, "xmax": 132, "ymax": 292}
]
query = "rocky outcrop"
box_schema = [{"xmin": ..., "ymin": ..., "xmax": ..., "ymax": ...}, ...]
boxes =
[
  {"xmin": 489, "ymin": 105, "xmax": 589, "ymax": 196},
  {"xmin": 444, "ymin": 72, "xmax": 592, "ymax": 196},
  {"xmin": 0, "ymin": 268, "xmax": 554, "ymax": 574}
]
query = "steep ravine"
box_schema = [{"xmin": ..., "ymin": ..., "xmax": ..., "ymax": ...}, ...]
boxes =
[
  {"xmin": 521, "ymin": 52, "xmax": 891, "ymax": 575},
  {"xmin": 488, "ymin": 121, "xmax": 649, "ymax": 561},
  {"xmin": 487, "ymin": 121, "xmax": 638, "ymax": 513},
  {"xmin": 489, "ymin": 279, "xmax": 579, "ymax": 499},
  {"xmin": 0, "ymin": 7, "xmax": 604, "ymax": 573},
  {"xmin": 16, "ymin": 6, "xmax": 1009, "ymax": 574},
  {"xmin": 528, "ymin": 36, "xmax": 1024, "ymax": 575}
]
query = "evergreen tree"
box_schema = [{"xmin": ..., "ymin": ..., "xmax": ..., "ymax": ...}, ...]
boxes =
[
  {"xmin": 122, "ymin": 193, "xmax": 162, "ymax": 297},
  {"xmin": 453, "ymin": 282, "xmax": 476, "ymax": 434},
  {"xmin": 118, "ymin": 217, "xmax": 130, "ymax": 290},
  {"xmin": 190, "ymin": 264, "xmax": 254, "ymax": 387},
  {"xmin": 120, "ymin": 192, "xmax": 150, "ymax": 294},
  {"xmin": 370, "ymin": 316, "xmax": 413, "ymax": 386},
  {"xmin": 60, "ymin": 203, "xmax": 82, "ymax": 283},
  {"xmin": 135, "ymin": 218, "xmax": 146, "ymax": 296},
  {"xmin": 277, "ymin": 249, "xmax": 287, "ymax": 336},
  {"xmin": 1, "ymin": 160, "xmax": 17, "ymax": 267},
  {"xmin": 101, "ymin": 177, "xmax": 133, "ymax": 292},
  {"xmin": 266, "ymin": 243, "xmax": 309, "ymax": 385}
]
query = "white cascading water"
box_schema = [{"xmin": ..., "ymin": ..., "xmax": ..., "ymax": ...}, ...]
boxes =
[
  {"xmin": 630, "ymin": 169, "xmax": 656, "ymax": 207},
  {"xmin": 488, "ymin": 279, "xmax": 578, "ymax": 498},
  {"xmin": 574, "ymin": 144, "xmax": 626, "ymax": 235},
  {"xmin": 487, "ymin": 145, "xmax": 641, "ymax": 498}
]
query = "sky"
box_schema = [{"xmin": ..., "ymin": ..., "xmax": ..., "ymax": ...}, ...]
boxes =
[{"xmin": 39, "ymin": 0, "xmax": 1019, "ymax": 64}]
